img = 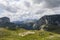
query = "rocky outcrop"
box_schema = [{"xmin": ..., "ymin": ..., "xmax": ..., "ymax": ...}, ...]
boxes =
[
  {"xmin": 0, "ymin": 17, "xmax": 10, "ymax": 23},
  {"xmin": 0, "ymin": 17, "xmax": 10, "ymax": 27},
  {"xmin": 0, "ymin": 17, "xmax": 17, "ymax": 30},
  {"xmin": 33, "ymin": 14, "xmax": 60, "ymax": 30}
]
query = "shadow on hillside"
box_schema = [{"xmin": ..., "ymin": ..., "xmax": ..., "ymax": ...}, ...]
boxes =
[
  {"xmin": 0, "ymin": 26, "xmax": 39, "ymax": 31},
  {"xmin": 44, "ymin": 25, "xmax": 60, "ymax": 34}
]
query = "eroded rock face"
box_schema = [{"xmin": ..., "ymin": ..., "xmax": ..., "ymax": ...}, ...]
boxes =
[
  {"xmin": 0, "ymin": 17, "xmax": 17, "ymax": 30},
  {"xmin": 34, "ymin": 14, "xmax": 60, "ymax": 30},
  {"xmin": 0, "ymin": 17, "xmax": 10, "ymax": 24},
  {"xmin": 0, "ymin": 17, "xmax": 10, "ymax": 27}
]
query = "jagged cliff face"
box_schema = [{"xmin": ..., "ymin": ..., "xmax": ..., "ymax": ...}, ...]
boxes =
[
  {"xmin": 0, "ymin": 17, "xmax": 10, "ymax": 26},
  {"xmin": 44, "ymin": 15, "xmax": 60, "ymax": 25},
  {"xmin": 0, "ymin": 17, "xmax": 10, "ymax": 24},
  {"xmin": 33, "ymin": 14, "xmax": 60, "ymax": 30},
  {"xmin": 0, "ymin": 17, "xmax": 17, "ymax": 30}
]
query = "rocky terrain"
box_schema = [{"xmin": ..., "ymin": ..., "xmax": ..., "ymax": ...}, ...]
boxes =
[
  {"xmin": 34, "ymin": 14, "xmax": 60, "ymax": 30},
  {"xmin": 0, "ymin": 17, "xmax": 17, "ymax": 30}
]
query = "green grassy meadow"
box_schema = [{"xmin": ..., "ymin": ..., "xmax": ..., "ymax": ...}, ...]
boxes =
[{"xmin": 0, "ymin": 28, "xmax": 60, "ymax": 40}]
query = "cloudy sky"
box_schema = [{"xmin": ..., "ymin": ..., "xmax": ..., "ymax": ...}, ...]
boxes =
[{"xmin": 0, "ymin": 0, "xmax": 60, "ymax": 22}]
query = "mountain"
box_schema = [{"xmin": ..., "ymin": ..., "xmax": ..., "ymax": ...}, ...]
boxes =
[
  {"xmin": 0, "ymin": 17, "xmax": 17, "ymax": 30},
  {"xmin": 33, "ymin": 14, "xmax": 60, "ymax": 30},
  {"xmin": 13, "ymin": 19, "xmax": 38, "ymax": 30},
  {"xmin": 13, "ymin": 19, "xmax": 38, "ymax": 24},
  {"xmin": 0, "ymin": 17, "xmax": 10, "ymax": 26},
  {"xmin": 1, "ymin": 14, "xmax": 60, "ymax": 30},
  {"xmin": 13, "ymin": 21, "xmax": 24, "ymax": 24}
]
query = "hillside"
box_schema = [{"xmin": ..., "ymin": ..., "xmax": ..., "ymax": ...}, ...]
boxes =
[{"xmin": 0, "ymin": 28, "xmax": 60, "ymax": 40}]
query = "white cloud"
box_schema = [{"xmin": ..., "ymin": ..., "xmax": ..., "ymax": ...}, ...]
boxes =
[{"xmin": 0, "ymin": 0, "xmax": 60, "ymax": 22}]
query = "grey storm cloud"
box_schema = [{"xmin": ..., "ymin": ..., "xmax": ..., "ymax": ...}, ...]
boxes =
[
  {"xmin": 35, "ymin": 10, "xmax": 45, "ymax": 14},
  {"xmin": 33, "ymin": 0, "xmax": 60, "ymax": 8},
  {"xmin": 45, "ymin": 0, "xmax": 60, "ymax": 8},
  {"xmin": 5, "ymin": 6, "xmax": 17, "ymax": 13},
  {"xmin": 24, "ymin": 1, "xmax": 31, "ymax": 7},
  {"xmin": 0, "ymin": 4, "xmax": 17, "ymax": 13},
  {"xmin": 33, "ymin": 0, "xmax": 43, "ymax": 4},
  {"xmin": 15, "ymin": 0, "xmax": 20, "ymax": 1}
]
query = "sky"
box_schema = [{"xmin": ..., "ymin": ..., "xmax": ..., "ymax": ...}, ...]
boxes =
[{"xmin": 0, "ymin": 0, "xmax": 60, "ymax": 22}]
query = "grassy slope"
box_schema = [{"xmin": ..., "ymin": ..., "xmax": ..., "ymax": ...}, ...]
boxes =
[{"xmin": 0, "ymin": 28, "xmax": 60, "ymax": 40}]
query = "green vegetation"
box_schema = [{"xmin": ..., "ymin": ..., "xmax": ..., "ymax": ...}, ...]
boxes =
[{"xmin": 0, "ymin": 28, "xmax": 60, "ymax": 40}]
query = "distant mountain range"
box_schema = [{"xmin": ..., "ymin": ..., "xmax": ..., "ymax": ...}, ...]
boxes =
[
  {"xmin": 13, "ymin": 19, "xmax": 38, "ymax": 24},
  {"xmin": 0, "ymin": 14, "xmax": 60, "ymax": 30}
]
